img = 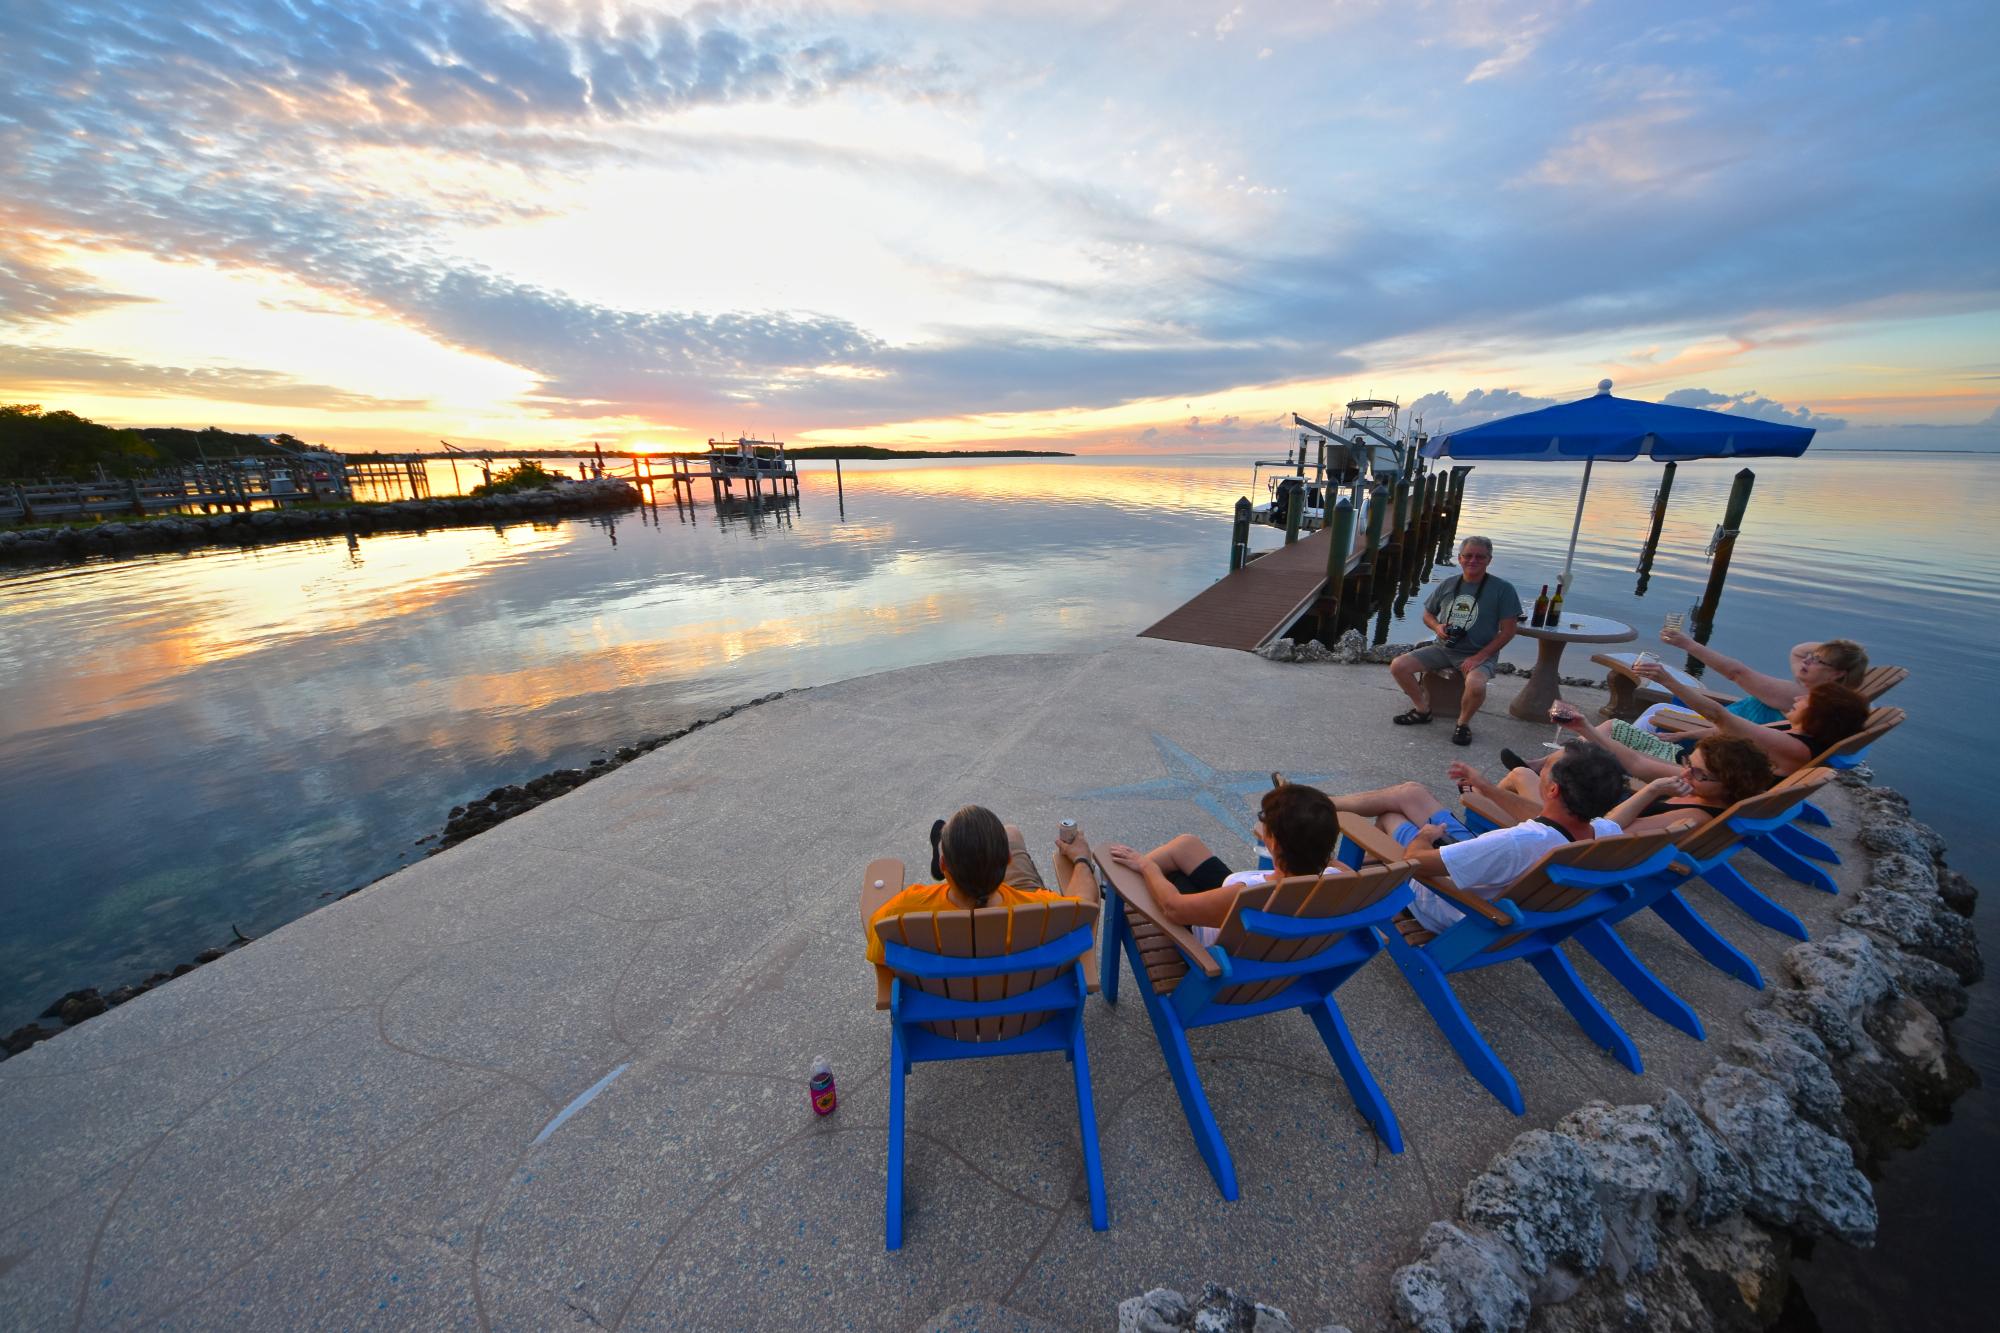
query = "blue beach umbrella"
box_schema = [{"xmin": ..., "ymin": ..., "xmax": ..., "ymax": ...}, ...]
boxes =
[{"xmin": 1421, "ymin": 379, "xmax": 1815, "ymax": 590}]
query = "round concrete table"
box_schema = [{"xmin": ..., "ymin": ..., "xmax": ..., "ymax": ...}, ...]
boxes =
[{"xmin": 1508, "ymin": 612, "xmax": 1637, "ymax": 720}]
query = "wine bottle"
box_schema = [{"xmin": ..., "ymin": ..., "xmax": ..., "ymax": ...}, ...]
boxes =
[
  {"xmin": 1531, "ymin": 584, "xmax": 1550, "ymax": 627},
  {"xmin": 1547, "ymin": 583, "xmax": 1565, "ymax": 623}
]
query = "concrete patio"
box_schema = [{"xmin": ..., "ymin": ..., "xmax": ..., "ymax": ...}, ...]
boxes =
[{"xmin": 0, "ymin": 637, "xmax": 1868, "ymax": 1330}]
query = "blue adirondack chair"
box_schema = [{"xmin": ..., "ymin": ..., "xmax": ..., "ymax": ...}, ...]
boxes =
[
  {"xmin": 1642, "ymin": 706, "xmax": 1903, "ymax": 894},
  {"xmin": 865, "ymin": 859, "xmax": 1107, "ymax": 1249},
  {"xmin": 1462, "ymin": 769, "xmax": 1839, "ymax": 1000},
  {"xmin": 1335, "ymin": 814, "xmax": 1689, "ymax": 1114},
  {"xmin": 1098, "ymin": 854, "xmax": 1415, "ymax": 1201},
  {"xmin": 1751, "ymin": 708, "xmax": 1902, "ymax": 887}
]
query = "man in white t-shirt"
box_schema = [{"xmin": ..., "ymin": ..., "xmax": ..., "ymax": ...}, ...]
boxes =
[{"xmin": 1329, "ymin": 745, "xmax": 1631, "ymax": 934}]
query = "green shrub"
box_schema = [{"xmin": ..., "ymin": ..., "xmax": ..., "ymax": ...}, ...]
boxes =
[{"xmin": 469, "ymin": 460, "xmax": 558, "ymax": 496}]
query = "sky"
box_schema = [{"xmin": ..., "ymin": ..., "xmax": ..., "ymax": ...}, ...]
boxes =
[{"xmin": 1, "ymin": 0, "xmax": 1996, "ymax": 455}]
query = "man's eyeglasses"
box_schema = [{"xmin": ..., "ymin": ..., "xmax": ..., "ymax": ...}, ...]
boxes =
[{"xmin": 1459, "ymin": 553, "xmax": 1490, "ymax": 563}]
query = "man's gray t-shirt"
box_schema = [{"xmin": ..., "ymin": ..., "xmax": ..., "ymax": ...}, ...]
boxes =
[{"xmin": 1424, "ymin": 573, "xmax": 1523, "ymax": 658}]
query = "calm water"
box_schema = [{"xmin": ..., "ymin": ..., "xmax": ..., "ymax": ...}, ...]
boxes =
[{"xmin": 2, "ymin": 451, "xmax": 1995, "ymax": 1325}]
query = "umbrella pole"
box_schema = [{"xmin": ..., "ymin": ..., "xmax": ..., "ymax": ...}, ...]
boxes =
[{"xmin": 1560, "ymin": 457, "xmax": 1593, "ymax": 592}]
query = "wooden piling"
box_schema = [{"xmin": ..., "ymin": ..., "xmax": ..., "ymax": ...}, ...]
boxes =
[
  {"xmin": 1283, "ymin": 483, "xmax": 1305, "ymax": 545},
  {"xmin": 1635, "ymin": 460, "xmax": 1677, "ymax": 593},
  {"xmin": 1229, "ymin": 497, "xmax": 1253, "ymax": 572},
  {"xmin": 1693, "ymin": 468, "xmax": 1755, "ymax": 636},
  {"xmin": 1355, "ymin": 483, "xmax": 1389, "ymax": 614},
  {"xmin": 1321, "ymin": 497, "xmax": 1356, "ymax": 632}
]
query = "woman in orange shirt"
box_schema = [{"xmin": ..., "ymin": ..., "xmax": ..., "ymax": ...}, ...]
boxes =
[{"xmin": 865, "ymin": 805, "xmax": 1096, "ymax": 965}]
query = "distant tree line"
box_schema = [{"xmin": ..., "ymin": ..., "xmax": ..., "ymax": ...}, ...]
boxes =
[{"xmin": 1, "ymin": 404, "xmax": 308, "ymax": 479}]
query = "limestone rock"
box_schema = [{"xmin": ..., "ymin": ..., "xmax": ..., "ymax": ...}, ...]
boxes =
[
  {"xmin": 1328, "ymin": 629, "xmax": 1367, "ymax": 663},
  {"xmin": 1882, "ymin": 947, "xmax": 1971, "ymax": 1020},
  {"xmin": 1392, "ymin": 1222, "xmax": 1530, "ymax": 1333},
  {"xmin": 1459, "ymin": 1129, "xmax": 1603, "ymax": 1296},
  {"xmin": 1937, "ymin": 867, "xmax": 1979, "ymax": 917},
  {"xmin": 1669, "ymin": 1214, "xmax": 1792, "ymax": 1329},
  {"xmin": 1775, "ymin": 930, "xmax": 1897, "ymax": 1056},
  {"xmin": 1840, "ymin": 886, "xmax": 1982, "ymax": 984},
  {"xmin": 1254, "ymin": 639, "xmax": 1298, "ymax": 662},
  {"xmin": 1657, "ymin": 1091, "xmax": 1748, "ymax": 1227},
  {"xmin": 1553, "ymin": 1102, "xmax": 1693, "ymax": 1279},
  {"xmin": 1731, "ymin": 1011, "xmax": 1846, "ymax": 1134},
  {"xmin": 1693, "ymin": 1064, "xmax": 1876, "ymax": 1244},
  {"xmin": 1118, "ymin": 1288, "xmax": 1192, "ymax": 1333}
]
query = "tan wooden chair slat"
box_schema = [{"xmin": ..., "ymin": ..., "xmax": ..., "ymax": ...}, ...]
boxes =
[
  {"xmin": 973, "ymin": 905, "xmax": 1013, "ymax": 1041},
  {"xmin": 932, "ymin": 911, "xmax": 980, "ymax": 1041},
  {"xmin": 876, "ymin": 900, "xmax": 1096, "ymax": 1044},
  {"xmin": 1480, "ymin": 829, "xmax": 1680, "ymax": 953},
  {"xmin": 1211, "ymin": 878, "xmax": 1288, "ymax": 1006},
  {"xmin": 1859, "ymin": 666, "xmax": 1908, "ymax": 700},
  {"xmin": 1205, "ymin": 862, "xmax": 1413, "ymax": 1007}
]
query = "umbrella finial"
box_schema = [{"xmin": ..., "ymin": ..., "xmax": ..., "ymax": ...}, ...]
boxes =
[{"xmin": 1596, "ymin": 378, "xmax": 1614, "ymax": 395}]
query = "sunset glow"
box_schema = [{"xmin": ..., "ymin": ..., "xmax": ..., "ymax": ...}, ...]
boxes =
[{"xmin": 2, "ymin": 1, "xmax": 1994, "ymax": 453}]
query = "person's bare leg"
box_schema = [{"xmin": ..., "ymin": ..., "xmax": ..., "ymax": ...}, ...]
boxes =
[
  {"xmin": 1389, "ymin": 653, "xmax": 1431, "ymax": 712},
  {"xmin": 1457, "ymin": 671, "xmax": 1488, "ymax": 725},
  {"xmin": 1498, "ymin": 768, "xmax": 1539, "ymax": 799},
  {"xmin": 1333, "ymin": 780, "xmax": 1445, "ymax": 826},
  {"xmin": 1002, "ymin": 824, "xmax": 1046, "ymax": 891},
  {"xmin": 1141, "ymin": 833, "xmax": 1218, "ymax": 876}
]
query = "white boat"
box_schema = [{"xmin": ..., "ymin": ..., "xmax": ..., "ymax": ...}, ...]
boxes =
[
  {"xmin": 705, "ymin": 436, "xmax": 791, "ymax": 477},
  {"xmin": 1248, "ymin": 398, "xmax": 1420, "ymax": 531}
]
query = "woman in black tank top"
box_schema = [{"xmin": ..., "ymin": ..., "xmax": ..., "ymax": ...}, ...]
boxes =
[{"xmin": 1605, "ymin": 737, "xmax": 1775, "ymax": 834}]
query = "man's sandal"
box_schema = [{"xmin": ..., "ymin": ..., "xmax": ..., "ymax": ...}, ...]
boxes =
[
  {"xmin": 1392, "ymin": 708, "xmax": 1433, "ymax": 725},
  {"xmin": 1452, "ymin": 724, "xmax": 1474, "ymax": 746}
]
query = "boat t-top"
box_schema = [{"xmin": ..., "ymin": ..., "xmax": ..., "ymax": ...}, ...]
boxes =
[
  {"xmin": 1249, "ymin": 398, "xmax": 1423, "ymax": 531},
  {"xmin": 705, "ymin": 436, "xmax": 790, "ymax": 477}
]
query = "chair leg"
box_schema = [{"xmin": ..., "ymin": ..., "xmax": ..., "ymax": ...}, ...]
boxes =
[
  {"xmin": 1133, "ymin": 979, "xmax": 1239, "ymax": 1200},
  {"xmin": 1695, "ymin": 861, "xmax": 1809, "ymax": 939},
  {"xmin": 1383, "ymin": 935, "xmax": 1524, "ymax": 1114},
  {"xmin": 1743, "ymin": 832, "xmax": 1840, "ymax": 895},
  {"xmin": 1068, "ymin": 1011, "xmax": 1110, "ymax": 1231},
  {"xmin": 1308, "ymin": 996, "xmax": 1403, "ymax": 1152},
  {"xmin": 1650, "ymin": 890, "xmax": 1763, "ymax": 988},
  {"xmin": 1796, "ymin": 799, "xmax": 1832, "ymax": 828},
  {"xmin": 1101, "ymin": 902, "xmax": 1125, "ymax": 1007},
  {"xmin": 1527, "ymin": 948, "xmax": 1644, "ymax": 1074},
  {"xmin": 1570, "ymin": 921, "xmax": 1705, "ymax": 1040},
  {"xmin": 1772, "ymin": 822, "xmax": 1841, "ymax": 865},
  {"xmin": 886, "ymin": 1026, "xmax": 908, "ymax": 1251}
]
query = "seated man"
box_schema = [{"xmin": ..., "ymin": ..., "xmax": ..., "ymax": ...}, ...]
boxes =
[
  {"xmin": 1635, "ymin": 628, "xmax": 1869, "ymax": 730},
  {"xmin": 1102, "ymin": 782, "xmax": 1345, "ymax": 943},
  {"xmin": 865, "ymin": 805, "xmax": 1094, "ymax": 964},
  {"xmin": 1331, "ymin": 744, "xmax": 1630, "ymax": 933},
  {"xmin": 1388, "ymin": 536, "xmax": 1522, "ymax": 748}
]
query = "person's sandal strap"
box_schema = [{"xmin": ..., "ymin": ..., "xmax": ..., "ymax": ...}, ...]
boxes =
[
  {"xmin": 1392, "ymin": 709, "xmax": 1433, "ymax": 725},
  {"xmin": 1453, "ymin": 724, "xmax": 1474, "ymax": 746}
]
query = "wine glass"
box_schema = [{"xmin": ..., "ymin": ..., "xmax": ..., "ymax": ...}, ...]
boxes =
[{"xmin": 1542, "ymin": 701, "xmax": 1577, "ymax": 750}]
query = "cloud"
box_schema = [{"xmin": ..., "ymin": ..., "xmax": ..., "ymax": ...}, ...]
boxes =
[
  {"xmin": 0, "ymin": 344, "xmax": 428, "ymax": 412},
  {"xmin": 1660, "ymin": 387, "xmax": 1846, "ymax": 430},
  {"xmin": 0, "ymin": 253, "xmax": 151, "ymax": 324},
  {"xmin": 1407, "ymin": 387, "xmax": 1561, "ymax": 433}
]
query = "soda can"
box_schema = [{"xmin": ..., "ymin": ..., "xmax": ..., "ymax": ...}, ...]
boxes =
[
  {"xmin": 809, "ymin": 1055, "xmax": 837, "ymax": 1116},
  {"xmin": 1058, "ymin": 819, "xmax": 1078, "ymax": 844}
]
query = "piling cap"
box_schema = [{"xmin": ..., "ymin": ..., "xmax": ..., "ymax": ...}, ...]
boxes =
[{"xmin": 1596, "ymin": 378, "xmax": 1614, "ymax": 395}]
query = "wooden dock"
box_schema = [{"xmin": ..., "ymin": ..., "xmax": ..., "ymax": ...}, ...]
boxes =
[
  {"xmin": 1139, "ymin": 464, "xmax": 1471, "ymax": 652},
  {"xmin": 1140, "ymin": 528, "xmax": 1353, "ymax": 650}
]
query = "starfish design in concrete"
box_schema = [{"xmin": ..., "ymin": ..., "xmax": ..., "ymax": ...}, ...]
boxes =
[{"xmin": 1072, "ymin": 734, "xmax": 1343, "ymax": 845}]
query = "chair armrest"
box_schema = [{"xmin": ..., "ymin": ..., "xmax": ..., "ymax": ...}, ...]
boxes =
[
  {"xmin": 1337, "ymin": 811, "xmax": 1408, "ymax": 864},
  {"xmin": 1461, "ymin": 790, "xmax": 1520, "ymax": 829},
  {"xmin": 862, "ymin": 858, "xmax": 905, "ymax": 1011},
  {"xmin": 1415, "ymin": 874, "xmax": 1515, "ymax": 927},
  {"xmin": 1097, "ymin": 854, "xmax": 1224, "ymax": 979},
  {"xmin": 1651, "ymin": 710, "xmax": 1709, "ymax": 735},
  {"xmin": 1057, "ymin": 852, "xmax": 1104, "ymax": 993}
]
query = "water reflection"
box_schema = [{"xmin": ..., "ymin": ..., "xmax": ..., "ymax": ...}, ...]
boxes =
[{"xmin": 1, "ymin": 454, "xmax": 1996, "ymax": 1032}]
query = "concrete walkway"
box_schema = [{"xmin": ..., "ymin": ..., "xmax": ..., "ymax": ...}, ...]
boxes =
[{"xmin": 0, "ymin": 638, "xmax": 1866, "ymax": 1331}]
